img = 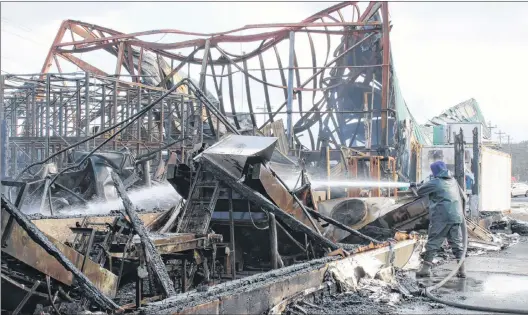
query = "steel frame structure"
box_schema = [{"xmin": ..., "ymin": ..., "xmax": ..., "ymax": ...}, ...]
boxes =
[
  {"xmin": 0, "ymin": 73, "xmax": 197, "ymax": 177},
  {"xmin": 1, "ymin": 1, "xmax": 418, "ymax": 179}
]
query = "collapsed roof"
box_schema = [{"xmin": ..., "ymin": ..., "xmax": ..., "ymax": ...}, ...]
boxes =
[{"xmin": 423, "ymin": 98, "xmax": 491, "ymax": 139}]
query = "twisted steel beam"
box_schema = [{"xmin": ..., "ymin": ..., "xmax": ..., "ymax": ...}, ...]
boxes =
[{"xmin": 35, "ymin": 1, "xmax": 412, "ymax": 162}]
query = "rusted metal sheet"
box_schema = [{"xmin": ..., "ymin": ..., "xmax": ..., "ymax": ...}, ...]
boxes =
[
  {"xmin": 32, "ymin": 212, "xmax": 163, "ymax": 243},
  {"xmin": 200, "ymin": 134, "xmax": 278, "ymax": 179},
  {"xmin": 258, "ymin": 165, "xmax": 321, "ymax": 231},
  {"xmin": 1, "ymin": 209, "xmax": 118, "ymax": 298}
]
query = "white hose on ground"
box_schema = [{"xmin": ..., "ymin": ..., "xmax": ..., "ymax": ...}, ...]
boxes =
[{"xmin": 423, "ymin": 218, "xmax": 528, "ymax": 314}]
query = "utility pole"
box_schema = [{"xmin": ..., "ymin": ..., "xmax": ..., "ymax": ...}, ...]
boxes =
[
  {"xmin": 495, "ymin": 130, "xmax": 505, "ymax": 147},
  {"xmin": 487, "ymin": 121, "xmax": 497, "ymax": 141}
]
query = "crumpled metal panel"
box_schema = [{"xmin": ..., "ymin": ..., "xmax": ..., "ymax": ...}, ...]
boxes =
[
  {"xmin": 424, "ymin": 98, "xmax": 491, "ymax": 139},
  {"xmin": 197, "ymin": 134, "xmax": 278, "ymax": 179},
  {"xmin": 257, "ymin": 164, "xmax": 319, "ymax": 231}
]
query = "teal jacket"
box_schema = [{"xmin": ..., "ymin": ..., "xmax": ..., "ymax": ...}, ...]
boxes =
[{"xmin": 417, "ymin": 169, "xmax": 466, "ymax": 224}]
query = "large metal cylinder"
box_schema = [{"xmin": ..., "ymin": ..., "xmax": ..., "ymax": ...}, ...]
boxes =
[
  {"xmin": 329, "ymin": 199, "xmax": 368, "ymax": 227},
  {"xmin": 317, "ymin": 197, "xmax": 398, "ymax": 242}
]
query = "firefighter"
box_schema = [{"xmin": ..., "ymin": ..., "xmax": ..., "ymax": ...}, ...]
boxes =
[{"xmin": 413, "ymin": 161, "xmax": 467, "ymax": 278}]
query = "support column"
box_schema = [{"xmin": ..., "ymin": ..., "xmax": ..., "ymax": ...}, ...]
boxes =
[
  {"xmin": 269, "ymin": 212, "xmax": 278, "ymax": 270},
  {"xmin": 380, "ymin": 2, "xmax": 390, "ymax": 152},
  {"xmin": 286, "ymin": 31, "xmax": 295, "ymax": 150},
  {"xmin": 45, "ymin": 74, "xmax": 51, "ymax": 158},
  {"xmin": 11, "ymin": 97, "xmax": 17, "ymax": 176},
  {"xmin": 0, "ymin": 75, "xmax": 7, "ymax": 179},
  {"xmin": 112, "ymin": 80, "xmax": 118, "ymax": 150},
  {"xmin": 31, "ymin": 87, "xmax": 36, "ymax": 137},
  {"xmin": 166, "ymin": 99, "xmax": 172, "ymax": 141},
  {"xmin": 58, "ymin": 90, "xmax": 63, "ymax": 136},
  {"xmin": 198, "ymin": 39, "xmax": 211, "ymax": 143},
  {"xmin": 125, "ymin": 89, "xmax": 130, "ymax": 140},
  {"xmin": 147, "ymin": 93, "xmax": 153, "ymax": 142},
  {"xmin": 101, "ymin": 85, "xmax": 106, "ymax": 132},
  {"xmin": 228, "ymin": 188, "xmax": 236, "ymax": 280},
  {"xmin": 454, "ymin": 129, "xmax": 465, "ymax": 190},
  {"xmin": 76, "ymin": 80, "xmax": 81, "ymax": 137},
  {"xmin": 136, "ymin": 87, "xmax": 142, "ymax": 154},
  {"xmin": 142, "ymin": 160, "xmax": 151, "ymax": 187},
  {"xmin": 471, "ymin": 127, "xmax": 480, "ymax": 219},
  {"xmin": 25, "ymin": 90, "xmax": 31, "ymax": 137},
  {"xmin": 85, "ymin": 72, "xmax": 90, "ymax": 150},
  {"xmin": 472, "ymin": 127, "xmax": 479, "ymax": 195},
  {"xmin": 51, "ymin": 93, "xmax": 56, "ymax": 137}
]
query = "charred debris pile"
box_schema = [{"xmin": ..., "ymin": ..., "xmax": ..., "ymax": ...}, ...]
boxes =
[{"xmin": 1, "ymin": 130, "xmax": 515, "ymax": 314}]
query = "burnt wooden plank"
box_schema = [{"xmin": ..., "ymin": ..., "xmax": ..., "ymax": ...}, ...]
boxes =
[{"xmin": 111, "ymin": 172, "xmax": 176, "ymax": 297}]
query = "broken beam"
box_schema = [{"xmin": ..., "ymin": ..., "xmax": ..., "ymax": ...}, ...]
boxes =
[{"xmin": 111, "ymin": 172, "xmax": 176, "ymax": 297}]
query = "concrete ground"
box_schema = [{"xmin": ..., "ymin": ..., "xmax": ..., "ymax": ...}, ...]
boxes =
[
  {"xmin": 397, "ymin": 236, "xmax": 528, "ymax": 314},
  {"xmin": 511, "ymin": 197, "xmax": 528, "ymax": 221},
  {"xmin": 300, "ymin": 199, "xmax": 528, "ymax": 314}
]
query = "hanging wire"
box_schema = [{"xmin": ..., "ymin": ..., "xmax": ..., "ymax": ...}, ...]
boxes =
[{"xmin": 248, "ymin": 206, "xmax": 270, "ymax": 230}]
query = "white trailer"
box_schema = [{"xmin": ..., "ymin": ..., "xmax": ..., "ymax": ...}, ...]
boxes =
[
  {"xmin": 479, "ymin": 146, "xmax": 511, "ymax": 212},
  {"xmin": 419, "ymin": 145, "xmax": 511, "ymax": 212}
]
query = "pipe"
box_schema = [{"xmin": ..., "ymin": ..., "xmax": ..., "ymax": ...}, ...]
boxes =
[
  {"xmin": 46, "ymin": 275, "xmax": 61, "ymax": 315},
  {"xmin": 422, "ymin": 218, "xmax": 528, "ymax": 314},
  {"xmin": 306, "ymin": 208, "xmax": 382, "ymax": 245},
  {"xmin": 269, "ymin": 212, "xmax": 279, "ymax": 269}
]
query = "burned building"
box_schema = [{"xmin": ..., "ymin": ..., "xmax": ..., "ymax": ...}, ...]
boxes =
[{"xmin": 0, "ymin": 2, "xmax": 511, "ymax": 315}]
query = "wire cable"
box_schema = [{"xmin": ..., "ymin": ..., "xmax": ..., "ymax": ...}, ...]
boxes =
[{"xmin": 249, "ymin": 206, "xmax": 270, "ymax": 230}]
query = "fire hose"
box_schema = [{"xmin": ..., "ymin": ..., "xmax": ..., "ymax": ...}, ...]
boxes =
[
  {"xmin": 421, "ymin": 218, "xmax": 528, "ymax": 314},
  {"xmin": 409, "ymin": 182, "xmax": 528, "ymax": 314}
]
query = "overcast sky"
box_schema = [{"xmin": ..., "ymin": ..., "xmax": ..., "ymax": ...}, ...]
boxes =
[{"xmin": 1, "ymin": 1, "xmax": 527, "ymax": 142}]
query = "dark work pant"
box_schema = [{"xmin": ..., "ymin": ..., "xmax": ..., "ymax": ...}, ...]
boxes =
[{"xmin": 422, "ymin": 223, "xmax": 464, "ymax": 262}]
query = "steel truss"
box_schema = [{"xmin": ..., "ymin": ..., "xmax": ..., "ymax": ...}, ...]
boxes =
[{"xmin": 1, "ymin": 2, "xmax": 421, "ymax": 178}]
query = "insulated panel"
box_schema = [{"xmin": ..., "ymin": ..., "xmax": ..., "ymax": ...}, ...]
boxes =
[{"xmin": 480, "ymin": 147, "xmax": 511, "ymax": 212}]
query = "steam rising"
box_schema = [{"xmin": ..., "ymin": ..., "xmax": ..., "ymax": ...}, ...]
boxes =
[{"xmin": 27, "ymin": 183, "xmax": 181, "ymax": 216}]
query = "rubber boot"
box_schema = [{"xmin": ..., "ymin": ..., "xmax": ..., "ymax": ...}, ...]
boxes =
[
  {"xmin": 416, "ymin": 261, "xmax": 433, "ymax": 278},
  {"xmin": 456, "ymin": 260, "xmax": 466, "ymax": 278}
]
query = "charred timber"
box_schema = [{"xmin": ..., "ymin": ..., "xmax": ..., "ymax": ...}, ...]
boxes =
[{"xmin": 111, "ymin": 172, "xmax": 176, "ymax": 297}]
